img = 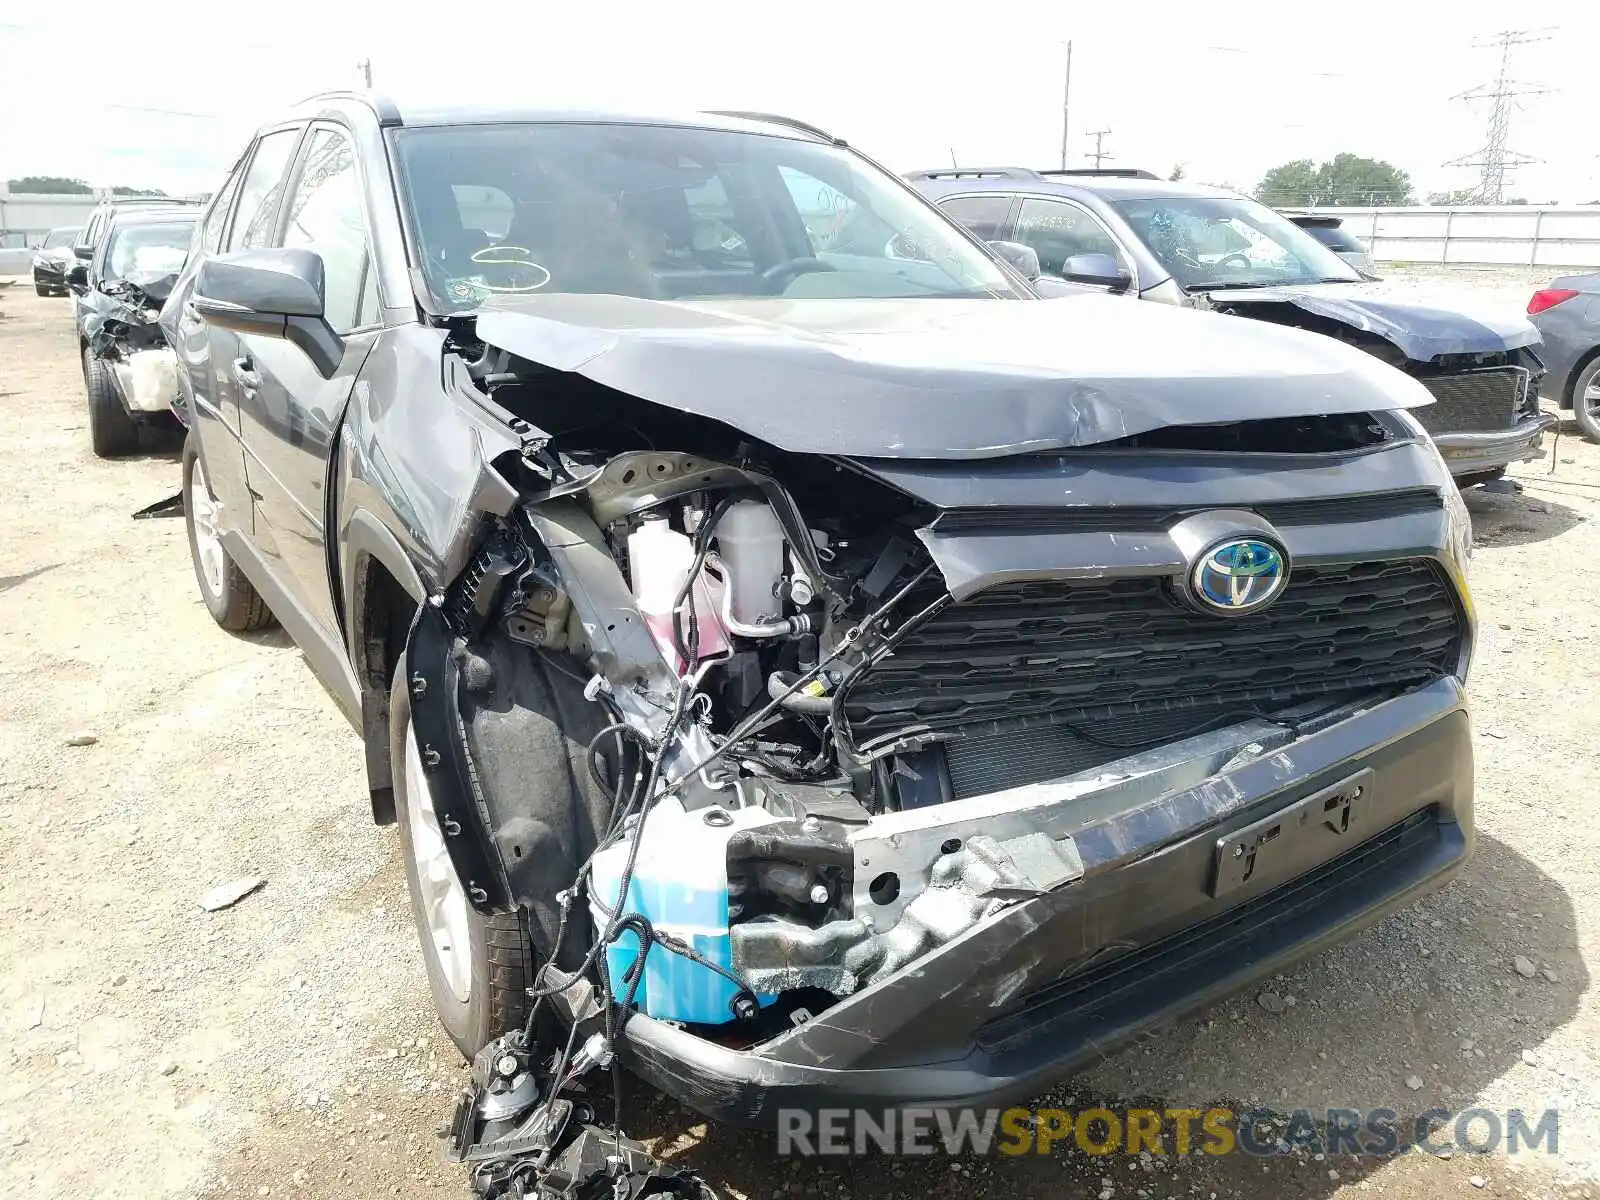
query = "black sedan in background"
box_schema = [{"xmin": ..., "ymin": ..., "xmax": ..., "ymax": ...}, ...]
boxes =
[{"xmin": 31, "ymin": 226, "xmax": 83, "ymax": 296}]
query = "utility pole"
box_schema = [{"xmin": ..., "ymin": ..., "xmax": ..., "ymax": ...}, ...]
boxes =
[
  {"xmin": 1087, "ymin": 129, "xmax": 1113, "ymax": 170},
  {"xmin": 1058, "ymin": 40, "xmax": 1073, "ymax": 170},
  {"xmin": 1443, "ymin": 28, "xmax": 1553, "ymax": 203},
  {"xmin": 357, "ymin": 58, "xmax": 373, "ymax": 88}
]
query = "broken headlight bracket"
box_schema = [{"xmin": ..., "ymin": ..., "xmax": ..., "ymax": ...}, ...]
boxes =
[{"xmin": 446, "ymin": 1030, "xmax": 717, "ymax": 1200}]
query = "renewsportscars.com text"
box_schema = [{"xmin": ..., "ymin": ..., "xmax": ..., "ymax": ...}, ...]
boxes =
[{"xmin": 777, "ymin": 1106, "xmax": 1560, "ymax": 1159}]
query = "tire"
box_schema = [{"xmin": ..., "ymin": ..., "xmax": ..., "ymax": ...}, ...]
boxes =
[
  {"xmin": 34, "ymin": 279, "xmax": 49, "ymax": 297},
  {"xmin": 390, "ymin": 670, "xmax": 532, "ymax": 1058},
  {"xmin": 1571, "ymin": 357, "xmax": 1600, "ymax": 443},
  {"xmin": 84, "ymin": 347, "xmax": 139, "ymax": 458},
  {"xmin": 182, "ymin": 434, "xmax": 276, "ymax": 632}
]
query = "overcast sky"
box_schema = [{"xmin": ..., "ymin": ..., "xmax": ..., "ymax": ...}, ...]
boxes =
[{"xmin": 4, "ymin": 0, "xmax": 1598, "ymax": 202}]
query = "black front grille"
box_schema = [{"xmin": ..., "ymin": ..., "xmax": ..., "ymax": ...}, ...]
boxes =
[
  {"xmin": 934, "ymin": 489, "xmax": 1443, "ymax": 535},
  {"xmin": 844, "ymin": 560, "xmax": 1464, "ymax": 754},
  {"xmin": 1414, "ymin": 368, "xmax": 1524, "ymax": 434}
]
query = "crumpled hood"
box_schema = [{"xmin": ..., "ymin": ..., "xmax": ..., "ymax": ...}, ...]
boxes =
[
  {"xmin": 474, "ymin": 292, "xmax": 1432, "ymax": 459},
  {"xmin": 124, "ymin": 269, "xmax": 178, "ymax": 308},
  {"xmin": 1203, "ymin": 279, "xmax": 1539, "ymax": 361}
]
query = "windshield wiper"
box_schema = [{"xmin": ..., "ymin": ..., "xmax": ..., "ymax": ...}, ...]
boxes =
[{"xmin": 1186, "ymin": 280, "xmax": 1275, "ymax": 292}]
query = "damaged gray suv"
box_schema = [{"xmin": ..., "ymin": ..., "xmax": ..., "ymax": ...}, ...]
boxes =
[{"xmin": 164, "ymin": 93, "xmax": 1476, "ymax": 1132}]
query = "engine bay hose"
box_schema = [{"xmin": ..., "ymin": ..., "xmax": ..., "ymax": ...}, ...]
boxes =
[{"xmin": 767, "ymin": 669, "xmax": 832, "ymax": 715}]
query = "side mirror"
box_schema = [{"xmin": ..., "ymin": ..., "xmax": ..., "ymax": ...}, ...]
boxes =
[
  {"xmin": 987, "ymin": 239, "xmax": 1041, "ymax": 281},
  {"xmin": 194, "ymin": 247, "xmax": 339, "ymax": 377},
  {"xmin": 73, "ymin": 245, "xmax": 94, "ymax": 261},
  {"xmin": 66, "ymin": 264, "xmax": 88, "ymax": 290},
  {"xmin": 1062, "ymin": 251, "xmax": 1132, "ymax": 292}
]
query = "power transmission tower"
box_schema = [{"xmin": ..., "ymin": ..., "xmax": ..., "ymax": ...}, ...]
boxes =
[
  {"xmin": 357, "ymin": 58, "xmax": 373, "ymax": 88},
  {"xmin": 1443, "ymin": 28, "xmax": 1553, "ymax": 203},
  {"xmin": 1087, "ymin": 129, "xmax": 1112, "ymax": 169}
]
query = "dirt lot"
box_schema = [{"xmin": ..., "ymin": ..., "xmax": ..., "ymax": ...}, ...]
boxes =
[{"xmin": 2, "ymin": 270, "xmax": 1599, "ymax": 1200}]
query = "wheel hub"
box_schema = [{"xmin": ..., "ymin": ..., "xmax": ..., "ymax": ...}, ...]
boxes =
[
  {"xmin": 188, "ymin": 460, "xmax": 227, "ymax": 598},
  {"xmin": 405, "ymin": 725, "xmax": 473, "ymax": 1004}
]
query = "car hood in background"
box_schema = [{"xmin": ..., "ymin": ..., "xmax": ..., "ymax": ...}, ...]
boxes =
[
  {"xmin": 473, "ymin": 292, "xmax": 1432, "ymax": 460},
  {"xmin": 1202, "ymin": 279, "xmax": 1539, "ymax": 361}
]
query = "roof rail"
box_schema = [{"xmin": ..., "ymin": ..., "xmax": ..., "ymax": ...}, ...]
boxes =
[
  {"xmin": 903, "ymin": 167, "xmax": 1043, "ymax": 182},
  {"xmin": 704, "ymin": 110, "xmax": 843, "ymax": 144},
  {"xmin": 1036, "ymin": 168, "xmax": 1161, "ymax": 180},
  {"xmin": 295, "ymin": 89, "xmax": 403, "ymax": 127}
]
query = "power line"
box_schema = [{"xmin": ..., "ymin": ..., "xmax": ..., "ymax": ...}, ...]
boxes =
[
  {"xmin": 1086, "ymin": 129, "xmax": 1113, "ymax": 169},
  {"xmin": 1443, "ymin": 27, "xmax": 1555, "ymax": 204}
]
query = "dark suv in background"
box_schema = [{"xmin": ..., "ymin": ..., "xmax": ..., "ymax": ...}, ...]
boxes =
[
  {"xmin": 71, "ymin": 207, "xmax": 196, "ymax": 455},
  {"xmin": 911, "ymin": 167, "xmax": 1551, "ymax": 487}
]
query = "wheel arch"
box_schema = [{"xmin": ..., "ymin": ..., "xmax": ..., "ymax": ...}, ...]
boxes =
[
  {"xmin": 1562, "ymin": 344, "xmax": 1600, "ymax": 411},
  {"xmin": 344, "ymin": 509, "xmax": 426, "ymax": 824}
]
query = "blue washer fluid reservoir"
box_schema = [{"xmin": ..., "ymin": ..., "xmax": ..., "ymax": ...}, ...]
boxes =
[{"xmin": 588, "ymin": 798, "xmax": 779, "ymax": 1025}]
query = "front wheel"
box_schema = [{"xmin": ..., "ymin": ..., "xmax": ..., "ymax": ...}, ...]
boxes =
[
  {"xmin": 390, "ymin": 670, "xmax": 532, "ymax": 1058},
  {"xmin": 84, "ymin": 348, "xmax": 139, "ymax": 458},
  {"xmin": 1571, "ymin": 358, "xmax": 1600, "ymax": 442}
]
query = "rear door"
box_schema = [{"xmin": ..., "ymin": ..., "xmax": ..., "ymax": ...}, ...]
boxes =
[
  {"xmin": 198, "ymin": 126, "xmax": 306, "ymax": 545},
  {"xmin": 165, "ymin": 157, "xmax": 245, "ymax": 439},
  {"xmin": 233, "ymin": 122, "xmax": 382, "ymax": 638}
]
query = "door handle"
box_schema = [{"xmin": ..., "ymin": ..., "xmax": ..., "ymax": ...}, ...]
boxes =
[{"xmin": 232, "ymin": 357, "xmax": 261, "ymax": 392}]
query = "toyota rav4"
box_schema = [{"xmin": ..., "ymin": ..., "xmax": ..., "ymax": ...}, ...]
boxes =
[{"xmin": 162, "ymin": 93, "xmax": 1476, "ymax": 1149}]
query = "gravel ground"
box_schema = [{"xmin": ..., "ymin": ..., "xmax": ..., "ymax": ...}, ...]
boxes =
[{"xmin": 2, "ymin": 271, "xmax": 1598, "ymax": 1200}]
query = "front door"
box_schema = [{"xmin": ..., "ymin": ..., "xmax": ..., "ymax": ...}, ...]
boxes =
[{"xmin": 233, "ymin": 123, "xmax": 383, "ymax": 638}]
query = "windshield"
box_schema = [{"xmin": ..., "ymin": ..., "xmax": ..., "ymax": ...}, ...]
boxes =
[
  {"xmin": 1111, "ymin": 195, "xmax": 1361, "ymax": 289},
  {"xmin": 42, "ymin": 228, "xmax": 80, "ymax": 249},
  {"xmin": 104, "ymin": 220, "xmax": 193, "ymax": 281},
  {"xmin": 392, "ymin": 122, "xmax": 1024, "ymax": 311}
]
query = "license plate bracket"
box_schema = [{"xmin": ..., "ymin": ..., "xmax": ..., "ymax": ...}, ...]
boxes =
[{"xmin": 1210, "ymin": 769, "xmax": 1373, "ymax": 899}]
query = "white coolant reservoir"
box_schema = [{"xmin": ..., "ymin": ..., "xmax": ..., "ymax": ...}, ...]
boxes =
[
  {"xmin": 626, "ymin": 515, "xmax": 728, "ymax": 671},
  {"xmin": 716, "ymin": 500, "xmax": 786, "ymax": 625}
]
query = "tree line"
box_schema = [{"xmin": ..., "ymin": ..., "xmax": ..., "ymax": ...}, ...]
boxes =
[{"xmin": 6, "ymin": 176, "xmax": 166, "ymax": 196}]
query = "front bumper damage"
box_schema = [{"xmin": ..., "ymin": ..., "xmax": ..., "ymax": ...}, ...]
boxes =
[
  {"xmin": 398, "ymin": 302, "xmax": 1480, "ymax": 1192},
  {"xmin": 623, "ymin": 677, "xmax": 1471, "ymax": 1124},
  {"xmin": 1431, "ymin": 412, "xmax": 1555, "ymax": 477}
]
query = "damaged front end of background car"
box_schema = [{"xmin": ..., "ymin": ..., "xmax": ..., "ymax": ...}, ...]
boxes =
[
  {"xmin": 367, "ymin": 295, "xmax": 1476, "ymax": 1194},
  {"xmin": 83, "ymin": 269, "xmax": 185, "ymax": 422}
]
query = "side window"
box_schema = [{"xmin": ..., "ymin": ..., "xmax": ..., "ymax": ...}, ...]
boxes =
[
  {"xmin": 1013, "ymin": 197, "xmax": 1130, "ymax": 279},
  {"xmin": 228, "ymin": 128, "xmax": 301, "ymax": 251},
  {"xmin": 200, "ymin": 167, "xmax": 245, "ymax": 254},
  {"xmin": 280, "ymin": 127, "xmax": 375, "ymax": 333},
  {"xmin": 938, "ymin": 195, "xmax": 1012, "ymax": 242}
]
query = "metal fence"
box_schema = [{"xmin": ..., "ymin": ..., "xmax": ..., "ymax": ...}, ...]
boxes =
[{"xmin": 1300, "ymin": 205, "xmax": 1600, "ymax": 269}]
